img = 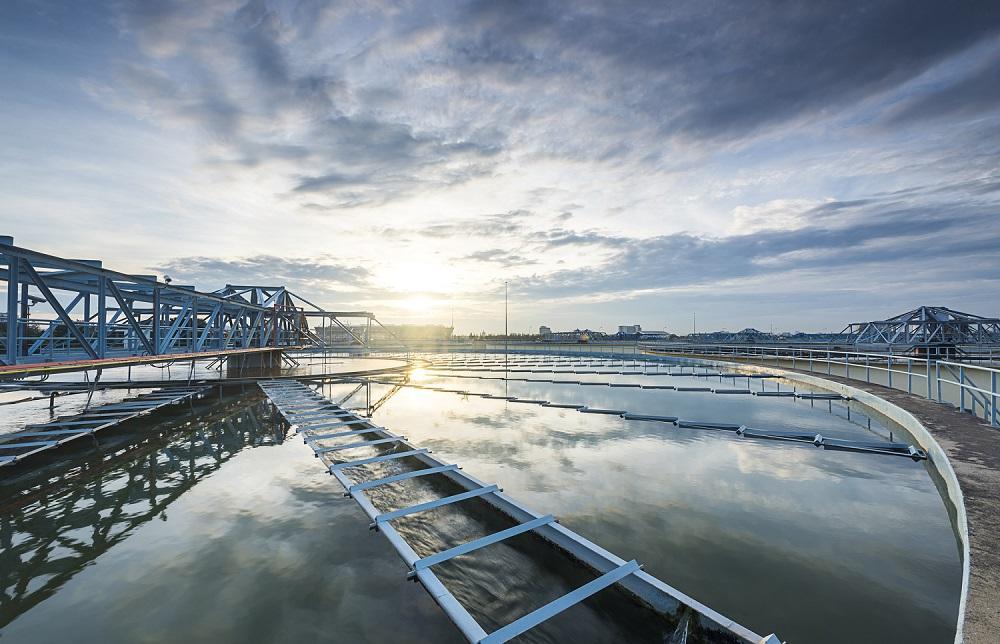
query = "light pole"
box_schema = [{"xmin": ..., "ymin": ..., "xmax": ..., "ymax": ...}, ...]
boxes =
[{"xmin": 504, "ymin": 280, "xmax": 509, "ymax": 359}]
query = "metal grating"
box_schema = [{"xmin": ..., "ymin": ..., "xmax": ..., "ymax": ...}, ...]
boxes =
[{"xmin": 0, "ymin": 386, "xmax": 210, "ymax": 467}]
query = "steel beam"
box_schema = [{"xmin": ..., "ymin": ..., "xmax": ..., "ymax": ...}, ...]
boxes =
[{"xmin": 20, "ymin": 259, "xmax": 98, "ymax": 359}]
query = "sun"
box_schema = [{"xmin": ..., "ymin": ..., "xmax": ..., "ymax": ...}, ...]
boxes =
[
  {"xmin": 378, "ymin": 261, "xmax": 458, "ymax": 295},
  {"xmin": 400, "ymin": 296, "xmax": 435, "ymax": 313}
]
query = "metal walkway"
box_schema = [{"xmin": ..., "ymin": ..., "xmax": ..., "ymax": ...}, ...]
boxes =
[
  {"xmin": 0, "ymin": 386, "xmax": 210, "ymax": 468},
  {"xmin": 259, "ymin": 380, "xmax": 780, "ymax": 644},
  {"xmin": 1, "ymin": 236, "xmax": 396, "ymax": 371}
]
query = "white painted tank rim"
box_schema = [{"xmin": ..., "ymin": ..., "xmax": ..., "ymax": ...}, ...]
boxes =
[{"xmin": 684, "ymin": 356, "xmax": 970, "ymax": 644}]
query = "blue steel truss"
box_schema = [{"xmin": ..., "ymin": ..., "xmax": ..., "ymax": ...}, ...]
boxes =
[
  {"xmin": 0, "ymin": 236, "xmax": 383, "ymax": 366},
  {"xmin": 842, "ymin": 305, "xmax": 1000, "ymax": 352}
]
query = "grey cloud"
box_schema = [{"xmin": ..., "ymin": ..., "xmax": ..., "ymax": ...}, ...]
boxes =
[
  {"xmin": 413, "ymin": 210, "xmax": 533, "ymax": 238},
  {"xmin": 441, "ymin": 0, "xmax": 1000, "ymax": 140},
  {"xmin": 115, "ymin": 63, "xmax": 243, "ymax": 141},
  {"xmin": 101, "ymin": 0, "xmax": 1000, "ymax": 211},
  {"xmin": 384, "ymin": 210, "xmax": 611, "ymax": 247},
  {"xmin": 806, "ymin": 200, "xmax": 879, "ymax": 216},
  {"xmin": 9, "ymin": 0, "xmax": 1000, "ymax": 332},
  {"xmin": 153, "ymin": 255, "xmax": 370, "ymax": 294},
  {"xmin": 655, "ymin": 2, "xmax": 1000, "ymax": 137},
  {"xmin": 514, "ymin": 197, "xmax": 1000, "ymax": 300},
  {"xmin": 292, "ymin": 172, "xmax": 366, "ymax": 193},
  {"xmin": 884, "ymin": 49, "xmax": 1000, "ymax": 126},
  {"xmin": 111, "ymin": 0, "xmax": 506, "ymax": 206},
  {"xmin": 461, "ymin": 249, "xmax": 538, "ymax": 267},
  {"xmin": 532, "ymin": 229, "xmax": 626, "ymax": 249}
]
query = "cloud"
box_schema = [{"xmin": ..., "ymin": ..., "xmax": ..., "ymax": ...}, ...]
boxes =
[
  {"xmin": 96, "ymin": 0, "xmax": 1000, "ymax": 209},
  {"xmin": 513, "ymin": 196, "xmax": 1000, "ymax": 300},
  {"xmin": 532, "ymin": 228, "xmax": 626, "ymax": 249},
  {"xmin": 432, "ymin": 0, "xmax": 1000, "ymax": 142},
  {"xmin": 390, "ymin": 210, "xmax": 533, "ymax": 238},
  {"xmin": 153, "ymin": 255, "xmax": 371, "ymax": 295},
  {"xmin": 884, "ymin": 47, "xmax": 1000, "ymax": 126},
  {"xmin": 730, "ymin": 199, "xmax": 825, "ymax": 235},
  {"xmin": 102, "ymin": 0, "xmax": 507, "ymax": 207},
  {"xmin": 7, "ymin": 0, "xmax": 1000, "ymax": 330},
  {"xmin": 461, "ymin": 248, "xmax": 538, "ymax": 267}
]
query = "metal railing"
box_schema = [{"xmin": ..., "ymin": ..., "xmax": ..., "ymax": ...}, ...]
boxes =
[{"xmin": 640, "ymin": 343, "xmax": 1000, "ymax": 427}]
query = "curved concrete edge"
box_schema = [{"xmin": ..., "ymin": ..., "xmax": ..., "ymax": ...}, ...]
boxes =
[{"xmin": 685, "ymin": 356, "xmax": 971, "ymax": 644}]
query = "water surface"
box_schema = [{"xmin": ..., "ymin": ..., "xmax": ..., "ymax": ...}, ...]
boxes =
[{"xmin": 0, "ymin": 353, "xmax": 961, "ymax": 643}]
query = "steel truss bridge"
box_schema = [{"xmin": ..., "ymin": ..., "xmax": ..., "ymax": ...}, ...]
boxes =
[
  {"xmin": 0, "ymin": 236, "xmax": 394, "ymax": 371},
  {"xmin": 841, "ymin": 305, "xmax": 1000, "ymax": 356}
]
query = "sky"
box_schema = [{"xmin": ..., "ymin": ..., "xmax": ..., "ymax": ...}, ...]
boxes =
[{"xmin": 2, "ymin": 0, "xmax": 999, "ymax": 334}]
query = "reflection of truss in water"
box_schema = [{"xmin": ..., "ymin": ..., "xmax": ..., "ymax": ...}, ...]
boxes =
[
  {"xmin": 324, "ymin": 376, "xmax": 408, "ymax": 417},
  {"xmin": 0, "ymin": 394, "xmax": 286, "ymax": 625}
]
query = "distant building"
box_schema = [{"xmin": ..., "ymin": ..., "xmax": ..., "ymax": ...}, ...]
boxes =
[
  {"xmin": 320, "ymin": 323, "xmax": 453, "ymax": 345},
  {"xmin": 618, "ymin": 324, "xmax": 641, "ymax": 335},
  {"xmin": 537, "ymin": 327, "xmax": 606, "ymax": 342}
]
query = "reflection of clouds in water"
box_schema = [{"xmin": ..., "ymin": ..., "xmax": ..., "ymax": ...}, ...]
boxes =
[
  {"xmin": 729, "ymin": 440, "xmax": 876, "ymax": 483},
  {"xmin": 442, "ymin": 408, "xmax": 517, "ymax": 429},
  {"xmin": 1, "ymin": 417, "xmax": 461, "ymax": 644},
  {"xmin": 415, "ymin": 371, "xmax": 909, "ymax": 450},
  {"xmin": 378, "ymin": 388, "xmax": 919, "ymax": 503},
  {"xmin": 369, "ymin": 374, "xmax": 960, "ymax": 644}
]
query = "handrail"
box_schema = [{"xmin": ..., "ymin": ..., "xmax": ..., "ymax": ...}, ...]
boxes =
[
  {"xmin": 938, "ymin": 359, "xmax": 1000, "ymax": 376},
  {"xmin": 644, "ymin": 343, "xmax": 934, "ymax": 363}
]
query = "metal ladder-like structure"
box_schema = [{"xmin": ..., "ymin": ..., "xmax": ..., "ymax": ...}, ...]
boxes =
[
  {"xmin": 0, "ymin": 386, "xmax": 210, "ymax": 468},
  {"xmin": 259, "ymin": 380, "xmax": 780, "ymax": 644}
]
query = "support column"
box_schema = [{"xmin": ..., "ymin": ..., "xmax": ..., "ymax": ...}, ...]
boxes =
[
  {"xmin": 216, "ymin": 308, "xmax": 224, "ymax": 349},
  {"xmin": 226, "ymin": 349, "xmax": 282, "ymax": 376},
  {"xmin": 97, "ymin": 278, "xmax": 107, "ymax": 358},
  {"xmin": 6, "ymin": 256, "xmax": 19, "ymax": 365},
  {"xmin": 152, "ymin": 287, "xmax": 161, "ymax": 355},
  {"xmin": 19, "ymin": 280, "xmax": 28, "ymax": 356},
  {"xmin": 191, "ymin": 297, "xmax": 198, "ymax": 353}
]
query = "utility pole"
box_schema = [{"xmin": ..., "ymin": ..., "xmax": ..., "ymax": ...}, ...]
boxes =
[
  {"xmin": 504, "ymin": 280, "xmax": 509, "ymax": 358},
  {"xmin": 693, "ymin": 312, "xmax": 697, "ymax": 336}
]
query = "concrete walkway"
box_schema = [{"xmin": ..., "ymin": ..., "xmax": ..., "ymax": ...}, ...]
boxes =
[{"xmin": 785, "ymin": 370, "xmax": 999, "ymax": 643}]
